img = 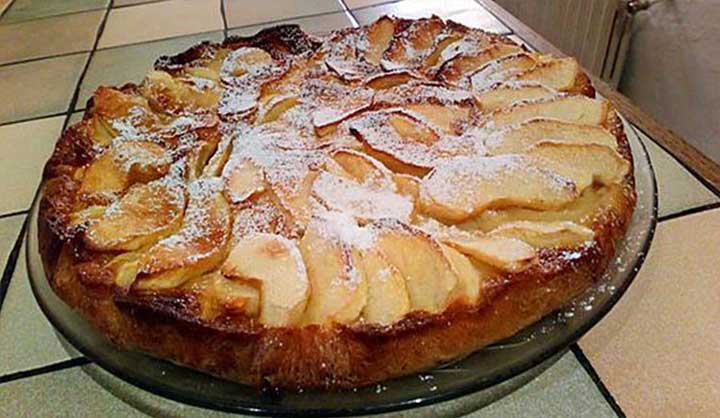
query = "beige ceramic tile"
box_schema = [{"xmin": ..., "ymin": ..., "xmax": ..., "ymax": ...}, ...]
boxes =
[
  {"xmin": 0, "ymin": 53, "xmax": 88, "ymax": 124},
  {"xmin": 0, "ymin": 116, "xmax": 65, "ymax": 214},
  {"xmin": 78, "ymin": 30, "xmax": 224, "ymax": 109},
  {"xmin": 0, "ymin": 0, "xmax": 108, "ymax": 24},
  {"xmin": 580, "ymin": 208, "xmax": 720, "ymax": 417},
  {"xmin": 0, "ymin": 244, "xmax": 77, "ymax": 376},
  {"xmin": 0, "ymin": 215, "xmax": 24, "ymax": 272},
  {"xmin": 352, "ymin": 0, "xmax": 510, "ymax": 34},
  {"xmin": 114, "ymin": 0, "xmax": 165, "ymax": 6},
  {"xmin": 346, "ymin": 0, "xmax": 400, "ymax": 9},
  {"xmin": 99, "ymin": 0, "xmax": 223, "ymax": 49},
  {"xmin": 225, "ymin": 0, "xmax": 342, "ymax": 29},
  {"xmin": 228, "ymin": 12, "xmax": 354, "ymax": 37},
  {"xmin": 0, "ymin": 10, "xmax": 103, "ymax": 65},
  {"xmin": 634, "ymin": 128, "xmax": 719, "ymax": 217}
]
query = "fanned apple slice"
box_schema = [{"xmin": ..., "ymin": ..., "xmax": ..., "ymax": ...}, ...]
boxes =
[
  {"xmin": 79, "ymin": 140, "xmax": 171, "ymax": 198},
  {"xmin": 489, "ymin": 221, "xmax": 594, "ymax": 248},
  {"xmin": 364, "ymin": 70, "xmax": 415, "ymax": 90},
  {"xmin": 355, "ymin": 249, "xmax": 411, "ymax": 325},
  {"xmin": 362, "ymin": 16, "xmax": 396, "ymax": 65},
  {"xmin": 191, "ymin": 272, "xmax": 261, "ymax": 320},
  {"xmin": 437, "ymin": 43, "xmax": 524, "ymax": 84},
  {"xmin": 404, "ymin": 103, "xmax": 470, "ymax": 134},
  {"xmin": 476, "ymin": 83, "xmax": 558, "ymax": 112},
  {"xmin": 488, "ymin": 95, "xmax": 611, "ymax": 128},
  {"xmin": 469, "ymin": 53, "xmax": 537, "ymax": 91},
  {"xmin": 485, "ymin": 119, "xmax": 618, "ymax": 155},
  {"xmin": 84, "ymin": 173, "xmax": 186, "ymax": 251},
  {"xmin": 393, "ymin": 174, "xmax": 420, "ymax": 201},
  {"xmin": 381, "ymin": 16, "xmax": 445, "ymax": 69},
  {"xmin": 514, "ymin": 57, "xmax": 582, "ymax": 93},
  {"xmin": 419, "ymin": 155, "xmax": 577, "ymax": 222},
  {"xmin": 202, "ymin": 133, "xmax": 233, "ymax": 177},
  {"xmin": 330, "ymin": 149, "xmax": 394, "ymax": 189},
  {"xmin": 134, "ymin": 178, "xmax": 232, "ymax": 291},
  {"xmin": 141, "ymin": 70, "xmax": 219, "ymax": 114},
  {"xmin": 374, "ymin": 220, "xmax": 458, "ymax": 313},
  {"xmin": 441, "ymin": 232, "xmax": 536, "ymax": 272},
  {"xmin": 439, "ymin": 243, "xmax": 495, "ymax": 304},
  {"xmin": 299, "ymin": 223, "xmax": 368, "ymax": 325},
  {"xmin": 312, "ymin": 171, "xmax": 413, "ymax": 222},
  {"xmin": 258, "ymin": 94, "xmax": 299, "ymax": 123},
  {"xmin": 526, "ymin": 141, "xmax": 630, "ymax": 192},
  {"xmin": 87, "ymin": 87, "xmax": 160, "ymax": 145},
  {"xmin": 221, "ymin": 233, "xmax": 309, "ymax": 326},
  {"xmin": 223, "ymin": 157, "xmax": 265, "ymax": 204}
]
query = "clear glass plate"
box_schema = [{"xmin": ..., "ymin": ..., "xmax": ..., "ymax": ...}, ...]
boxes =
[{"xmin": 27, "ymin": 122, "xmax": 657, "ymax": 417}]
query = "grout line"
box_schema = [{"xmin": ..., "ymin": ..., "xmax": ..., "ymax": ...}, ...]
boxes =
[
  {"xmin": 0, "ymin": 50, "xmax": 92, "ymax": 69},
  {"xmin": 658, "ymin": 201, "xmax": 720, "ymax": 223},
  {"xmin": 337, "ymin": 0, "xmax": 360, "ymax": 27},
  {"xmin": 0, "ymin": 216, "xmax": 28, "ymax": 315},
  {"xmin": 0, "ymin": 5, "xmax": 106, "ymax": 26},
  {"xmin": 95, "ymin": 28, "xmax": 222, "ymax": 52},
  {"xmin": 630, "ymin": 124, "xmax": 720, "ymax": 199},
  {"xmin": 0, "ymin": 210, "xmax": 29, "ymax": 220},
  {"xmin": 570, "ymin": 344, "xmax": 627, "ymax": 418},
  {"xmin": 61, "ymin": 1, "xmax": 114, "ymax": 132},
  {"xmin": 113, "ymin": 0, "xmax": 169, "ymax": 9},
  {"xmin": 0, "ymin": 357, "xmax": 92, "ymax": 385},
  {"xmin": 220, "ymin": 0, "xmax": 228, "ymax": 38},
  {"xmin": 0, "ymin": 0, "xmax": 15, "ymax": 19},
  {"xmin": 0, "ymin": 112, "xmax": 68, "ymax": 128},
  {"xmin": 226, "ymin": 9, "xmax": 352, "ymax": 33}
]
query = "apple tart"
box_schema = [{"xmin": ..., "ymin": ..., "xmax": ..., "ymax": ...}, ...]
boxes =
[{"xmin": 39, "ymin": 16, "xmax": 635, "ymax": 389}]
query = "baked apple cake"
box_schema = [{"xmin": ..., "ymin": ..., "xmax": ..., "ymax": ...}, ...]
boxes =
[{"xmin": 39, "ymin": 16, "xmax": 636, "ymax": 389}]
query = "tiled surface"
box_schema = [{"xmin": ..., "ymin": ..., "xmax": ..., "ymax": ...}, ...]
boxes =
[
  {"xmin": 580, "ymin": 209, "xmax": 720, "ymax": 417},
  {"xmin": 0, "ymin": 0, "xmax": 107, "ymax": 23},
  {"xmin": 228, "ymin": 11, "xmax": 354, "ymax": 37},
  {"xmin": 0, "ymin": 10, "xmax": 102, "ymax": 65},
  {"xmin": 0, "ymin": 215, "xmax": 23, "ymax": 274},
  {"xmin": 0, "ymin": 243, "xmax": 77, "ymax": 376},
  {"xmin": 99, "ymin": 0, "xmax": 223, "ymax": 49},
  {"xmin": 351, "ymin": 0, "xmax": 511, "ymax": 34},
  {"xmin": 225, "ymin": 0, "xmax": 342, "ymax": 29},
  {"xmin": 114, "ymin": 0, "xmax": 165, "ymax": 6},
  {"xmin": 0, "ymin": 116, "xmax": 65, "ymax": 214},
  {"xmin": 78, "ymin": 30, "xmax": 224, "ymax": 109},
  {"xmin": 634, "ymin": 128, "xmax": 719, "ymax": 217},
  {"xmin": 0, "ymin": 53, "xmax": 88, "ymax": 124},
  {"xmin": 345, "ymin": 0, "xmax": 400, "ymax": 8}
]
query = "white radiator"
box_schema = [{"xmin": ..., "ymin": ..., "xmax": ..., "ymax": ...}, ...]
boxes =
[{"xmin": 493, "ymin": 0, "xmax": 638, "ymax": 87}]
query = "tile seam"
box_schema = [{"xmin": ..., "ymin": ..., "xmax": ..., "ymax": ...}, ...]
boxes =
[
  {"xmin": 0, "ymin": 5, "xmax": 105, "ymax": 25},
  {"xmin": 225, "ymin": 9, "xmax": 350, "ymax": 32},
  {"xmin": 658, "ymin": 202, "xmax": 720, "ymax": 223},
  {"xmin": 0, "ymin": 210, "xmax": 29, "ymax": 220},
  {"xmin": 0, "ymin": 215, "xmax": 28, "ymax": 315},
  {"xmin": 0, "ymin": 112, "xmax": 68, "ymax": 128},
  {"xmin": 570, "ymin": 344, "xmax": 627, "ymax": 418},
  {"xmin": 336, "ymin": 0, "xmax": 360, "ymax": 27},
  {"xmin": 220, "ymin": 0, "xmax": 228, "ymax": 38},
  {"xmin": 0, "ymin": 49, "xmax": 92, "ymax": 69},
  {"xmin": 0, "ymin": 357, "xmax": 91, "ymax": 386}
]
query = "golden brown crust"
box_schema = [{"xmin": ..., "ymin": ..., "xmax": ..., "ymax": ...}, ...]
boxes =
[{"xmin": 38, "ymin": 19, "xmax": 636, "ymax": 389}]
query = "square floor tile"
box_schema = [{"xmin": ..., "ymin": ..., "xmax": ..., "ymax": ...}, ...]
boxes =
[
  {"xmin": 0, "ymin": 53, "xmax": 88, "ymax": 124},
  {"xmin": 634, "ymin": 127, "xmax": 719, "ymax": 217},
  {"xmin": 0, "ymin": 214, "xmax": 23, "ymax": 272},
  {"xmin": 78, "ymin": 30, "xmax": 223, "ymax": 109},
  {"xmin": 228, "ymin": 12, "xmax": 354, "ymax": 37},
  {"xmin": 114, "ymin": 0, "xmax": 164, "ymax": 6},
  {"xmin": 580, "ymin": 209, "xmax": 720, "ymax": 417},
  {"xmin": 0, "ymin": 245, "xmax": 78, "ymax": 376},
  {"xmin": 0, "ymin": 0, "xmax": 107, "ymax": 24},
  {"xmin": 99, "ymin": 0, "xmax": 223, "ymax": 49},
  {"xmin": 0, "ymin": 10, "xmax": 103, "ymax": 65},
  {"xmin": 225, "ymin": 0, "xmax": 342, "ymax": 29},
  {"xmin": 346, "ymin": 0, "xmax": 401, "ymax": 9},
  {"xmin": 0, "ymin": 116, "xmax": 65, "ymax": 214},
  {"xmin": 352, "ymin": 0, "xmax": 510, "ymax": 34}
]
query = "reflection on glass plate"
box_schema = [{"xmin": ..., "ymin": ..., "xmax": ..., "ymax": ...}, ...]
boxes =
[{"xmin": 28, "ymin": 120, "xmax": 657, "ymax": 417}]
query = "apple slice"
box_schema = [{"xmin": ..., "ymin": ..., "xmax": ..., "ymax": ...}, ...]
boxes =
[
  {"xmin": 134, "ymin": 178, "xmax": 232, "ymax": 291},
  {"xmin": 526, "ymin": 141, "xmax": 630, "ymax": 192},
  {"xmin": 437, "ymin": 43, "xmax": 524, "ymax": 84},
  {"xmin": 404, "ymin": 103, "xmax": 470, "ymax": 134},
  {"xmin": 382, "ymin": 16, "xmax": 445, "ymax": 69},
  {"xmin": 223, "ymin": 157, "xmax": 265, "ymax": 204},
  {"xmin": 514, "ymin": 57, "xmax": 582, "ymax": 92},
  {"xmin": 355, "ymin": 249, "xmax": 411, "ymax": 325},
  {"xmin": 299, "ymin": 223, "xmax": 368, "ymax": 325},
  {"xmin": 258, "ymin": 94, "xmax": 299, "ymax": 123},
  {"xmin": 374, "ymin": 220, "xmax": 458, "ymax": 313},
  {"xmin": 364, "ymin": 70, "xmax": 415, "ymax": 90},
  {"xmin": 469, "ymin": 53, "xmax": 538, "ymax": 91},
  {"xmin": 489, "ymin": 221, "xmax": 594, "ymax": 248},
  {"xmin": 419, "ymin": 155, "xmax": 577, "ymax": 222},
  {"xmin": 476, "ymin": 84, "xmax": 558, "ymax": 112},
  {"xmin": 441, "ymin": 231, "xmax": 536, "ymax": 272},
  {"xmin": 488, "ymin": 95, "xmax": 611, "ymax": 128},
  {"xmin": 221, "ymin": 233, "xmax": 309, "ymax": 326},
  {"xmin": 141, "ymin": 70, "xmax": 219, "ymax": 114},
  {"xmin": 362, "ymin": 16, "xmax": 396, "ymax": 65},
  {"xmin": 485, "ymin": 119, "xmax": 618, "ymax": 155},
  {"xmin": 84, "ymin": 174, "xmax": 185, "ymax": 251},
  {"xmin": 191, "ymin": 272, "xmax": 261, "ymax": 320},
  {"xmin": 330, "ymin": 149, "xmax": 394, "ymax": 189},
  {"xmin": 439, "ymin": 243, "xmax": 495, "ymax": 304}
]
